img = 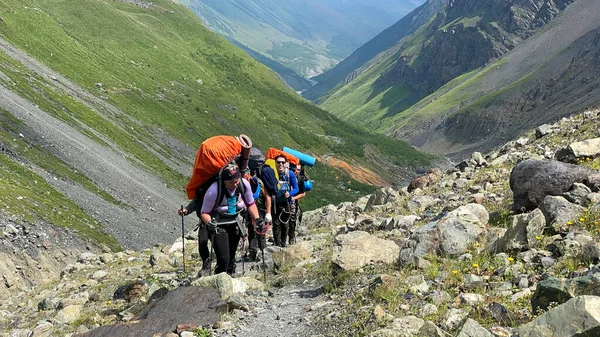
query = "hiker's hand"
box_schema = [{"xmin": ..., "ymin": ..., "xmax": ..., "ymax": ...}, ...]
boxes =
[
  {"xmin": 178, "ymin": 208, "xmax": 187, "ymax": 216},
  {"xmin": 265, "ymin": 213, "xmax": 272, "ymax": 224},
  {"xmin": 255, "ymin": 218, "xmax": 265, "ymax": 234},
  {"xmin": 206, "ymin": 219, "xmax": 218, "ymax": 232},
  {"xmin": 284, "ymin": 191, "xmax": 290, "ymax": 198}
]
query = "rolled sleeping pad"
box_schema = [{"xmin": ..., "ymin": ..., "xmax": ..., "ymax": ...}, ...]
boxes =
[
  {"xmin": 282, "ymin": 146, "xmax": 315, "ymax": 167},
  {"xmin": 237, "ymin": 134, "xmax": 252, "ymax": 171}
]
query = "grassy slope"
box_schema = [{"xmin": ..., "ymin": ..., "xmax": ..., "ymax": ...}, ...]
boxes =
[{"xmin": 0, "ymin": 0, "xmax": 432, "ymax": 234}]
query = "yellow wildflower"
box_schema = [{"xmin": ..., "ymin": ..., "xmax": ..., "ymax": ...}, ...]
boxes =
[
  {"xmin": 535, "ymin": 235, "xmax": 542, "ymax": 240},
  {"xmin": 567, "ymin": 221, "xmax": 573, "ymax": 225},
  {"xmin": 452, "ymin": 270, "xmax": 458, "ymax": 275},
  {"xmin": 472, "ymin": 263, "xmax": 479, "ymax": 268},
  {"xmin": 508, "ymin": 257, "xmax": 514, "ymax": 262},
  {"xmin": 580, "ymin": 217, "xmax": 586, "ymax": 222}
]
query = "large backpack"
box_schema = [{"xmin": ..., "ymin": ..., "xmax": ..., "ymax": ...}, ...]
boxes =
[
  {"xmin": 275, "ymin": 168, "xmax": 292, "ymax": 199},
  {"xmin": 186, "ymin": 136, "xmax": 243, "ymax": 199}
]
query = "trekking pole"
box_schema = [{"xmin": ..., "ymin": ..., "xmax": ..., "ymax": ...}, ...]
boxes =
[
  {"xmin": 261, "ymin": 234, "xmax": 267, "ymax": 283},
  {"xmin": 209, "ymin": 230, "xmax": 215, "ymax": 276},
  {"xmin": 241, "ymin": 238, "xmax": 246, "ymax": 275},
  {"xmin": 180, "ymin": 205, "xmax": 186, "ymax": 274}
]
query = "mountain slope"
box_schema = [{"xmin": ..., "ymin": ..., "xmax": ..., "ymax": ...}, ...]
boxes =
[
  {"xmin": 302, "ymin": 0, "xmax": 448, "ymax": 102},
  {"xmin": 317, "ymin": 0, "xmax": 599, "ymax": 159},
  {"xmin": 0, "ymin": 0, "xmax": 432, "ymax": 250},
  {"xmin": 182, "ymin": 0, "xmax": 425, "ymax": 86}
]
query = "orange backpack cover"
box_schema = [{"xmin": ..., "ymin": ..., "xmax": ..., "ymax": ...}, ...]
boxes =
[
  {"xmin": 185, "ymin": 136, "xmax": 242, "ymax": 199},
  {"xmin": 265, "ymin": 148, "xmax": 299, "ymax": 166}
]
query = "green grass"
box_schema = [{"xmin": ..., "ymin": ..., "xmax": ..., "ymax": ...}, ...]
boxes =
[{"xmin": 0, "ymin": 153, "xmax": 121, "ymax": 251}]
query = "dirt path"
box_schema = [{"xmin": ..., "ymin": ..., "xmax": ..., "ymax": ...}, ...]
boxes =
[{"xmin": 226, "ymin": 281, "xmax": 329, "ymax": 337}]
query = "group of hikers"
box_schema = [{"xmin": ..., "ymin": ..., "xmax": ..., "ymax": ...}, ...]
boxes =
[{"xmin": 177, "ymin": 141, "xmax": 311, "ymax": 276}]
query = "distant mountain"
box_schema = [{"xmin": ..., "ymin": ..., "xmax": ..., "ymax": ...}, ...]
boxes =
[
  {"xmin": 181, "ymin": 0, "xmax": 425, "ymax": 89},
  {"xmin": 302, "ymin": 0, "xmax": 448, "ymax": 101},
  {"xmin": 316, "ymin": 0, "xmax": 600, "ymax": 159}
]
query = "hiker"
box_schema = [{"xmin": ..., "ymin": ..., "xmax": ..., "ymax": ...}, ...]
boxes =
[
  {"xmin": 244, "ymin": 163, "xmax": 272, "ymax": 261},
  {"xmin": 288, "ymin": 163, "xmax": 306, "ymax": 245},
  {"xmin": 201, "ymin": 162, "xmax": 263, "ymax": 275},
  {"xmin": 271, "ymin": 155, "xmax": 298, "ymax": 247}
]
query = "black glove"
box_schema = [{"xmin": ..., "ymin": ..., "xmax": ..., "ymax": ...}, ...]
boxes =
[
  {"xmin": 255, "ymin": 218, "xmax": 265, "ymax": 235},
  {"xmin": 206, "ymin": 219, "xmax": 218, "ymax": 233}
]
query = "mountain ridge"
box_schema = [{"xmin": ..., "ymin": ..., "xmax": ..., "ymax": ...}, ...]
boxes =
[{"xmin": 314, "ymin": 0, "xmax": 600, "ymax": 160}]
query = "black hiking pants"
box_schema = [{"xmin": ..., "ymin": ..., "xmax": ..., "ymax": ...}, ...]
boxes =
[
  {"xmin": 210, "ymin": 223, "xmax": 241, "ymax": 275},
  {"xmin": 198, "ymin": 224, "xmax": 209, "ymax": 263},
  {"xmin": 272, "ymin": 202, "xmax": 293, "ymax": 247},
  {"xmin": 289, "ymin": 202, "xmax": 302, "ymax": 245}
]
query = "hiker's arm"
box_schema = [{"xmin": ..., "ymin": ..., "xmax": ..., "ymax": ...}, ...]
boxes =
[
  {"xmin": 293, "ymin": 192, "xmax": 305, "ymax": 201},
  {"xmin": 288, "ymin": 172, "xmax": 299, "ymax": 196},
  {"xmin": 200, "ymin": 212, "xmax": 212, "ymax": 225},
  {"xmin": 247, "ymin": 203, "xmax": 260, "ymax": 221},
  {"xmin": 179, "ymin": 199, "xmax": 197, "ymax": 216},
  {"xmin": 265, "ymin": 193, "xmax": 271, "ymax": 215},
  {"xmin": 199, "ymin": 183, "xmax": 219, "ymax": 223}
]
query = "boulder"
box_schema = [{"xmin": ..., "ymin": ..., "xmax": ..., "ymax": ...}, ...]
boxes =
[
  {"xmin": 538, "ymin": 195, "xmax": 585, "ymax": 233},
  {"xmin": 191, "ymin": 273, "xmax": 233, "ymax": 300},
  {"xmin": 332, "ymin": 231, "xmax": 400, "ymax": 271},
  {"xmin": 531, "ymin": 274, "xmax": 600, "ymax": 312},
  {"xmin": 555, "ymin": 138, "xmax": 600, "ymax": 163},
  {"xmin": 518, "ymin": 296, "xmax": 600, "ymax": 337},
  {"xmin": 492, "ymin": 209, "xmax": 545, "ymax": 253},
  {"xmin": 272, "ymin": 241, "xmax": 312, "ymax": 270},
  {"xmin": 510, "ymin": 159, "xmax": 596, "ymax": 212},
  {"xmin": 400, "ymin": 204, "xmax": 488, "ymax": 263}
]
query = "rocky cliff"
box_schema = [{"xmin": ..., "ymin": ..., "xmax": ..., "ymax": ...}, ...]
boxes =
[{"xmin": 376, "ymin": 0, "xmax": 575, "ymax": 102}]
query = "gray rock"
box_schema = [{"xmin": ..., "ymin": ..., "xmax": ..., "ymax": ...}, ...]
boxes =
[
  {"xmin": 191, "ymin": 273, "xmax": 233, "ymax": 300},
  {"xmin": 518, "ymin": 296, "xmax": 600, "ymax": 336},
  {"xmin": 457, "ymin": 318, "xmax": 493, "ymax": 337},
  {"xmin": 492, "ymin": 208, "xmax": 545, "ymax": 253},
  {"xmin": 332, "ymin": 231, "xmax": 400, "ymax": 271},
  {"xmin": 471, "ymin": 152, "xmax": 487, "ymax": 167},
  {"xmin": 417, "ymin": 321, "xmax": 449, "ymax": 336},
  {"xmin": 539, "ymin": 195, "xmax": 585, "ymax": 233},
  {"xmin": 510, "ymin": 159, "xmax": 596, "ymax": 212},
  {"xmin": 445, "ymin": 308, "xmax": 469, "ymax": 331},
  {"xmin": 420, "ymin": 303, "xmax": 438, "ymax": 317},
  {"xmin": 529, "ymin": 274, "xmax": 600, "ymax": 312},
  {"xmin": 563, "ymin": 183, "xmax": 592, "ymax": 205},
  {"xmin": 555, "ymin": 138, "xmax": 600, "ymax": 163},
  {"xmin": 535, "ymin": 124, "xmax": 553, "ymax": 139},
  {"xmin": 541, "ymin": 256, "xmax": 555, "ymax": 269},
  {"xmin": 32, "ymin": 321, "xmax": 53, "ymax": 337},
  {"xmin": 54, "ymin": 305, "xmax": 82, "ymax": 324}
]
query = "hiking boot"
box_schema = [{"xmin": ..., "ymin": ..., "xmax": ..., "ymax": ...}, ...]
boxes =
[
  {"xmin": 288, "ymin": 237, "xmax": 296, "ymax": 245},
  {"xmin": 198, "ymin": 259, "xmax": 211, "ymax": 276}
]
